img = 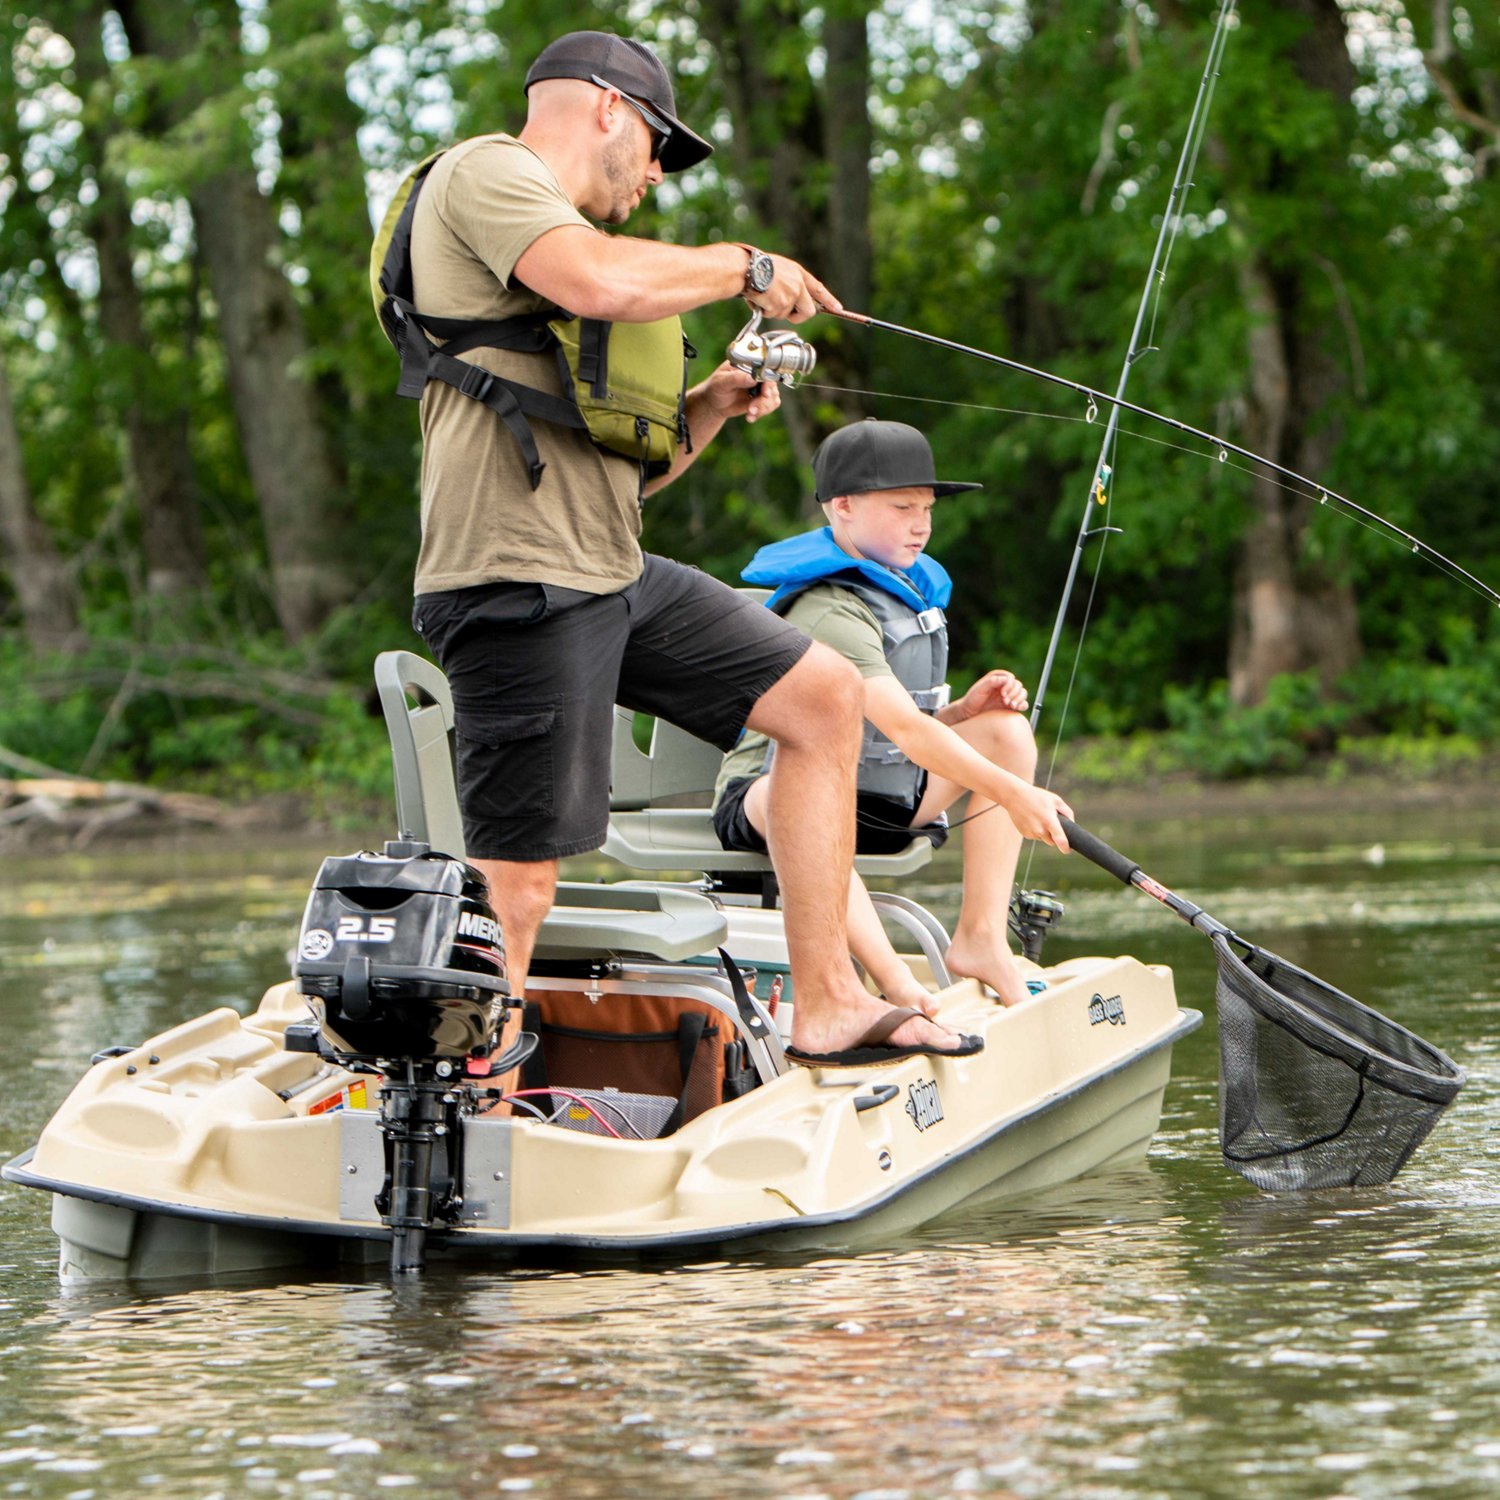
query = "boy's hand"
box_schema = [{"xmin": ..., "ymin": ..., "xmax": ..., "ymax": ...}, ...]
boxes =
[
  {"xmin": 957, "ymin": 669, "xmax": 1029, "ymax": 719},
  {"xmin": 1008, "ymin": 785, "xmax": 1074, "ymax": 852}
]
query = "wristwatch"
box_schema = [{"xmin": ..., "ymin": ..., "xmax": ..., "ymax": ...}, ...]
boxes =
[{"xmin": 740, "ymin": 245, "xmax": 775, "ymax": 296}]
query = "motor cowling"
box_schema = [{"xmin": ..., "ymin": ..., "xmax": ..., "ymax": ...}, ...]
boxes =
[{"xmin": 293, "ymin": 840, "xmax": 508, "ymax": 1063}]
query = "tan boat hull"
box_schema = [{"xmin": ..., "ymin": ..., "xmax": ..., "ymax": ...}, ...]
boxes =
[{"xmin": 8, "ymin": 956, "xmax": 1198, "ymax": 1281}]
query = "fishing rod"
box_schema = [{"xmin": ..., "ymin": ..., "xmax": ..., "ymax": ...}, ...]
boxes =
[
  {"xmin": 1024, "ymin": 0, "xmax": 1235, "ymax": 732},
  {"xmin": 816, "ymin": 305, "xmax": 1500, "ymax": 613}
]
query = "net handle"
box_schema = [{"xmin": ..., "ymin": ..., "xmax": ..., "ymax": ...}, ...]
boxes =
[{"xmin": 1060, "ymin": 817, "xmax": 1230, "ymax": 939}]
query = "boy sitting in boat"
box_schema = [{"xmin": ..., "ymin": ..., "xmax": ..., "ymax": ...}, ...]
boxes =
[{"xmin": 712, "ymin": 418, "xmax": 1073, "ymax": 1011}]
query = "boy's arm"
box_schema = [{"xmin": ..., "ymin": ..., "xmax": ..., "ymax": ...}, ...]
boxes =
[{"xmin": 862, "ymin": 676, "xmax": 1072, "ymax": 850}]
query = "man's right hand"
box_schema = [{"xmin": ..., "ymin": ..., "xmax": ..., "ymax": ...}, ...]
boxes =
[{"xmin": 747, "ymin": 253, "xmax": 841, "ymax": 323}]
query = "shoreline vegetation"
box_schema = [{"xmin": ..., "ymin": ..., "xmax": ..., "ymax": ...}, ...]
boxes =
[{"xmin": 5, "ymin": 728, "xmax": 1494, "ymax": 856}]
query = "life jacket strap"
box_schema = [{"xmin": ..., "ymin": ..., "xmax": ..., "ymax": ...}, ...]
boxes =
[{"xmin": 419, "ymin": 347, "xmax": 588, "ymax": 492}]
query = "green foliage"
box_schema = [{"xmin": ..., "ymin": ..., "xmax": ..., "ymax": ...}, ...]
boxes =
[
  {"xmin": 1164, "ymin": 674, "xmax": 1349, "ymax": 779},
  {"xmin": 1, "ymin": 0, "xmax": 1498, "ymax": 807}
]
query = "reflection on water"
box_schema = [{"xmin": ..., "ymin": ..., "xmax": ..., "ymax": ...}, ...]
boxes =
[{"xmin": 2, "ymin": 806, "xmax": 1499, "ymax": 1498}]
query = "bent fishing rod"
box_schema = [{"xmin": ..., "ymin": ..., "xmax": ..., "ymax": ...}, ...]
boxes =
[{"xmin": 816, "ymin": 303, "xmax": 1500, "ymax": 619}]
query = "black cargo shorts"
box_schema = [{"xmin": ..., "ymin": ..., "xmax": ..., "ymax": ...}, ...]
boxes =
[{"xmin": 413, "ymin": 555, "xmax": 811, "ymax": 862}]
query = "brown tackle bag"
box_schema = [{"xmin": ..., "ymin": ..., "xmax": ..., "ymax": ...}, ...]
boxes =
[{"xmin": 518, "ymin": 976, "xmax": 761, "ymax": 1137}]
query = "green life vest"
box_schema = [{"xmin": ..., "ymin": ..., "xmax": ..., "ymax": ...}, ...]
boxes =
[{"xmin": 370, "ymin": 150, "xmax": 693, "ymax": 490}]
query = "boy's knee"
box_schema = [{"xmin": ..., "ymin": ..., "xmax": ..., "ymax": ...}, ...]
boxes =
[{"xmin": 972, "ymin": 708, "xmax": 1037, "ymax": 774}]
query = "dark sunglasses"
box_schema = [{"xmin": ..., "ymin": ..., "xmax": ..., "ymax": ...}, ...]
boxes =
[{"xmin": 591, "ymin": 74, "xmax": 672, "ymax": 162}]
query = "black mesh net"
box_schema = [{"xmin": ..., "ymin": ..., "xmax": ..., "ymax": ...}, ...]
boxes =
[{"xmin": 1213, "ymin": 933, "xmax": 1465, "ymax": 1192}]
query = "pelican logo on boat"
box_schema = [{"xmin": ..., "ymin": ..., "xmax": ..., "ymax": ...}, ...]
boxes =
[
  {"xmin": 905, "ymin": 1078, "xmax": 944, "ymax": 1132},
  {"xmin": 458, "ymin": 911, "xmax": 501, "ymax": 946},
  {"xmin": 1088, "ymin": 992, "xmax": 1126, "ymax": 1027}
]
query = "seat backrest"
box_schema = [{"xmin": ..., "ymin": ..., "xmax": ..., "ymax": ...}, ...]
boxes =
[
  {"xmin": 608, "ymin": 588, "xmax": 771, "ymax": 813},
  {"xmin": 609, "ymin": 711, "xmax": 724, "ymax": 811},
  {"xmin": 373, "ymin": 650, "xmax": 466, "ymax": 858}
]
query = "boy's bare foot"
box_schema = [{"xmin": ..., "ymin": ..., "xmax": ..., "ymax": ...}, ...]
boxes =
[
  {"xmin": 945, "ymin": 936, "xmax": 1034, "ymax": 1008},
  {"xmin": 883, "ymin": 977, "xmax": 941, "ymax": 1018}
]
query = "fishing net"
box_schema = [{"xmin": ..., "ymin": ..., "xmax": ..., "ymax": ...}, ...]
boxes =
[{"xmin": 1213, "ymin": 934, "xmax": 1465, "ymax": 1192}]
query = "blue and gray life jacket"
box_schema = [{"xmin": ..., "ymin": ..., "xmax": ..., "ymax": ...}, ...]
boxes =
[{"xmin": 743, "ymin": 528, "xmax": 951, "ymax": 810}]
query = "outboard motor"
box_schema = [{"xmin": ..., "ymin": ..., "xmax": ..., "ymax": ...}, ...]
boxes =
[{"xmin": 292, "ymin": 840, "xmax": 513, "ymax": 1274}]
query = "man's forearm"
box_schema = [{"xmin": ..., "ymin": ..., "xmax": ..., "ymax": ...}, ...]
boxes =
[{"xmin": 517, "ymin": 228, "xmax": 750, "ymax": 322}]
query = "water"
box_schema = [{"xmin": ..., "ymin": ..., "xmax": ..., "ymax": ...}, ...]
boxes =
[{"xmin": 2, "ymin": 803, "xmax": 1498, "ymax": 1499}]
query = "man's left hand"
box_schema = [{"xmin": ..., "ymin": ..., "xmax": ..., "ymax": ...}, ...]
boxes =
[{"xmin": 695, "ymin": 361, "xmax": 783, "ymax": 425}]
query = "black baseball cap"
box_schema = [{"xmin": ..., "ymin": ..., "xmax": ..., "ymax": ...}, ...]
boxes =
[
  {"xmin": 813, "ymin": 419, "xmax": 983, "ymax": 502},
  {"xmin": 524, "ymin": 31, "xmax": 713, "ymax": 175}
]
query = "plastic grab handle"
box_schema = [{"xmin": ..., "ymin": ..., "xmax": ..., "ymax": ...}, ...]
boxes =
[{"xmin": 1059, "ymin": 818, "xmax": 1141, "ymax": 887}]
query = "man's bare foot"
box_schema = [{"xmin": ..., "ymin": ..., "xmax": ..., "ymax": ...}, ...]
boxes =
[
  {"xmin": 790, "ymin": 991, "xmax": 973, "ymax": 1056},
  {"xmin": 945, "ymin": 935, "xmax": 1033, "ymax": 1008}
]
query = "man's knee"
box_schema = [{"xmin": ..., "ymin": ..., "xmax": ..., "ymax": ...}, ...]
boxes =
[{"xmin": 748, "ymin": 642, "xmax": 862, "ymax": 751}]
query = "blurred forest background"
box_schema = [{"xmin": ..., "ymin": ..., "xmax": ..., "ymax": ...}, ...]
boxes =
[{"xmin": 1, "ymin": 0, "xmax": 1497, "ymax": 812}]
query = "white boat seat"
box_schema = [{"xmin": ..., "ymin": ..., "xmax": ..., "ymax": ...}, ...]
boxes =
[
  {"xmin": 374, "ymin": 651, "xmax": 728, "ymax": 965},
  {"xmin": 374, "ymin": 649, "xmax": 467, "ymax": 859},
  {"xmin": 533, "ymin": 884, "xmax": 728, "ymax": 964},
  {"xmin": 601, "ymin": 582, "xmax": 951, "ymax": 985},
  {"xmin": 604, "ymin": 706, "xmax": 938, "ymax": 881}
]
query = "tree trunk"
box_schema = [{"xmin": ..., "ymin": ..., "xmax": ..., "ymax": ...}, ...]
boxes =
[
  {"xmin": 0, "ymin": 351, "xmax": 81, "ymax": 651},
  {"xmin": 63, "ymin": 1, "xmax": 206, "ymax": 602},
  {"xmin": 1225, "ymin": 0, "xmax": 1363, "ymax": 706},
  {"xmin": 190, "ymin": 171, "xmax": 354, "ymax": 640},
  {"xmin": 698, "ymin": 0, "xmax": 874, "ymax": 470},
  {"xmin": 115, "ymin": 0, "xmax": 354, "ymax": 641}
]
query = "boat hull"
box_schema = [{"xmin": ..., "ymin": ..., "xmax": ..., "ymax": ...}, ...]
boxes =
[{"xmin": 4, "ymin": 956, "xmax": 1199, "ymax": 1281}]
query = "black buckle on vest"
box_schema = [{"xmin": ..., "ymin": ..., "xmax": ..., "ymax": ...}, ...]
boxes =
[{"xmin": 457, "ymin": 364, "xmax": 494, "ymax": 402}]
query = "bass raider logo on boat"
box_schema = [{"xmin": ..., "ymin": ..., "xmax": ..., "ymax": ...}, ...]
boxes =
[
  {"xmin": 1088, "ymin": 992, "xmax": 1126, "ymax": 1026},
  {"xmin": 905, "ymin": 1077, "xmax": 944, "ymax": 1132}
]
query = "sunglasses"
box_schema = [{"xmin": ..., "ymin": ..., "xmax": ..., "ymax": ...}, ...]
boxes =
[{"xmin": 591, "ymin": 74, "xmax": 672, "ymax": 162}]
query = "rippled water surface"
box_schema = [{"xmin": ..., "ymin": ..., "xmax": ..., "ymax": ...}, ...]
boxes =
[{"xmin": 2, "ymin": 803, "xmax": 1498, "ymax": 1499}]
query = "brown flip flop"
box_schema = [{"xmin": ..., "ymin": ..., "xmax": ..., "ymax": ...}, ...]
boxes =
[{"xmin": 784, "ymin": 1006, "xmax": 984, "ymax": 1069}]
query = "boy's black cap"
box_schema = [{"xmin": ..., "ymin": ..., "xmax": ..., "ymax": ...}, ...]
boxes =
[
  {"xmin": 524, "ymin": 31, "xmax": 713, "ymax": 175},
  {"xmin": 813, "ymin": 419, "xmax": 983, "ymax": 502}
]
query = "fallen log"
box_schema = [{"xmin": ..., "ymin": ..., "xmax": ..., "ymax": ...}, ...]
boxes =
[{"xmin": 0, "ymin": 774, "xmax": 235, "ymax": 847}]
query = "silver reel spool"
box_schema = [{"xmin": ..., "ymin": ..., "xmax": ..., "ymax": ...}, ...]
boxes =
[{"xmin": 726, "ymin": 310, "xmax": 817, "ymax": 387}]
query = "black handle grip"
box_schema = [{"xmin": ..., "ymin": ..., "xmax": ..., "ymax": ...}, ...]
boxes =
[{"xmin": 1059, "ymin": 818, "xmax": 1140, "ymax": 887}]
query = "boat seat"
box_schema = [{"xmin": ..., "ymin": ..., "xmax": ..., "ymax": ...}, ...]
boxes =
[
  {"xmin": 374, "ymin": 651, "xmax": 728, "ymax": 967},
  {"xmin": 600, "ymin": 586, "xmax": 952, "ymax": 984},
  {"xmin": 373, "ymin": 645, "xmax": 953, "ymax": 987}
]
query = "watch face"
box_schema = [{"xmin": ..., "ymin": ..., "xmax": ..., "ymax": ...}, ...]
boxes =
[{"xmin": 749, "ymin": 252, "xmax": 774, "ymax": 293}]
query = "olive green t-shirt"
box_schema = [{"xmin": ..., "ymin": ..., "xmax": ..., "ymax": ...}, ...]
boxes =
[
  {"xmin": 713, "ymin": 583, "xmax": 896, "ymax": 802},
  {"xmin": 411, "ymin": 134, "xmax": 646, "ymax": 596}
]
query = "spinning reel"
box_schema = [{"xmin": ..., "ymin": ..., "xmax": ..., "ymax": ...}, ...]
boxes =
[
  {"xmin": 726, "ymin": 310, "xmax": 817, "ymax": 387},
  {"xmin": 1009, "ymin": 888, "xmax": 1066, "ymax": 964}
]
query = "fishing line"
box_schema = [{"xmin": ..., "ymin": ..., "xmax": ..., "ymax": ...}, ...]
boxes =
[
  {"xmin": 799, "ymin": 381, "xmax": 1085, "ymax": 426},
  {"xmin": 807, "ymin": 339, "xmax": 1500, "ymax": 612},
  {"xmin": 803, "ymin": 375, "xmax": 1492, "ymax": 605}
]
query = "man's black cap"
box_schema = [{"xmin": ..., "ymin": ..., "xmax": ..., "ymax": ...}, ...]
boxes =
[
  {"xmin": 813, "ymin": 419, "xmax": 983, "ymax": 502},
  {"xmin": 524, "ymin": 31, "xmax": 713, "ymax": 175}
]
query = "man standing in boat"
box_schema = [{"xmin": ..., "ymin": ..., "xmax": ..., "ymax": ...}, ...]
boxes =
[{"xmin": 400, "ymin": 30, "xmax": 982, "ymax": 1061}]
